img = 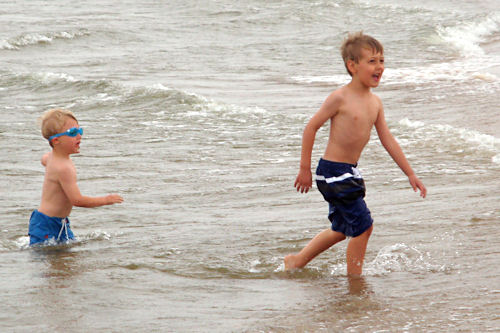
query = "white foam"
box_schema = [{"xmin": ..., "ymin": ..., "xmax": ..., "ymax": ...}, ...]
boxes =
[
  {"xmin": 291, "ymin": 60, "xmax": 499, "ymax": 89},
  {"xmin": 274, "ymin": 262, "xmax": 285, "ymax": 272},
  {"xmin": 291, "ymin": 74, "xmax": 349, "ymax": 85},
  {"xmin": 0, "ymin": 39, "xmax": 18, "ymax": 50},
  {"xmin": 363, "ymin": 243, "xmax": 446, "ymax": 276},
  {"xmin": 1, "ymin": 30, "xmax": 89, "ymax": 50},
  {"xmin": 34, "ymin": 71, "xmax": 78, "ymax": 83},
  {"xmin": 149, "ymin": 83, "xmax": 173, "ymax": 91},
  {"xmin": 399, "ymin": 118, "xmax": 425, "ymax": 129},
  {"xmin": 13, "ymin": 236, "xmax": 77, "ymax": 250},
  {"xmin": 14, "ymin": 236, "xmax": 30, "ymax": 250},
  {"xmin": 82, "ymin": 230, "xmax": 111, "ymax": 241},
  {"xmin": 125, "ymin": 83, "xmax": 268, "ymax": 119},
  {"xmin": 193, "ymin": 92, "xmax": 268, "ymax": 116},
  {"xmin": 436, "ymin": 12, "xmax": 500, "ymax": 57},
  {"xmin": 399, "ymin": 118, "xmax": 500, "ymax": 155},
  {"xmin": 384, "ymin": 63, "xmax": 472, "ymax": 85},
  {"xmin": 248, "ymin": 259, "xmax": 262, "ymax": 273}
]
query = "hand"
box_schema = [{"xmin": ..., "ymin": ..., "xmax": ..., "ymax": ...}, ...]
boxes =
[
  {"xmin": 106, "ymin": 194, "xmax": 124, "ymax": 204},
  {"xmin": 294, "ymin": 168, "xmax": 312, "ymax": 193},
  {"xmin": 408, "ymin": 175, "xmax": 427, "ymax": 198}
]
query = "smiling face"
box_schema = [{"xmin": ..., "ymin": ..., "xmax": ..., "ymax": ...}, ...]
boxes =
[
  {"xmin": 349, "ymin": 48, "xmax": 385, "ymax": 88},
  {"xmin": 53, "ymin": 117, "xmax": 82, "ymax": 155}
]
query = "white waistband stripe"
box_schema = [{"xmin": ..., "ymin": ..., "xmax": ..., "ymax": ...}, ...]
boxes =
[{"xmin": 316, "ymin": 168, "xmax": 362, "ymax": 183}]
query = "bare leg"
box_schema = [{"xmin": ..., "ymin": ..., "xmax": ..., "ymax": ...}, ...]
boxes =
[
  {"xmin": 284, "ymin": 228, "xmax": 346, "ymax": 270},
  {"xmin": 346, "ymin": 225, "xmax": 373, "ymax": 276}
]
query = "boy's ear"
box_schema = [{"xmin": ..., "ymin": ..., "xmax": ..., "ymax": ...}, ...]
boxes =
[{"xmin": 347, "ymin": 59, "xmax": 357, "ymax": 75}]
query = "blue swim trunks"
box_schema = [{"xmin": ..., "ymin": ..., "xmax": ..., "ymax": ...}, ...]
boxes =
[
  {"xmin": 316, "ymin": 158, "xmax": 373, "ymax": 237},
  {"xmin": 28, "ymin": 210, "xmax": 74, "ymax": 245}
]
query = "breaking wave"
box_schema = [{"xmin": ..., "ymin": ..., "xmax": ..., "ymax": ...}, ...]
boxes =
[{"xmin": 0, "ymin": 29, "xmax": 90, "ymax": 50}]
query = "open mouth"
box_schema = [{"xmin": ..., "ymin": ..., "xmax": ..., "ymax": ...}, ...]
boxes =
[{"xmin": 373, "ymin": 73, "xmax": 381, "ymax": 81}]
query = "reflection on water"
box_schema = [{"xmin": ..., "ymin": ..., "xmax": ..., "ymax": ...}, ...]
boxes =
[
  {"xmin": 347, "ymin": 275, "xmax": 371, "ymax": 296},
  {"xmin": 29, "ymin": 246, "xmax": 83, "ymax": 330},
  {"xmin": 31, "ymin": 246, "xmax": 80, "ymax": 281},
  {"xmin": 260, "ymin": 275, "xmax": 381, "ymax": 332}
]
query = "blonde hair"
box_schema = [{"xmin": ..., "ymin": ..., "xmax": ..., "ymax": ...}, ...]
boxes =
[
  {"xmin": 38, "ymin": 109, "xmax": 78, "ymax": 146},
  {"xmin": 341, "ymin": 32, "xmax": 384, "ymax": 76}
]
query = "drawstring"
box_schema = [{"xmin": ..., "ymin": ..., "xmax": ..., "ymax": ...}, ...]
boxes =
[{"xmin": 57, "ymin": 218, "xmax": 69, "ymax": 241}]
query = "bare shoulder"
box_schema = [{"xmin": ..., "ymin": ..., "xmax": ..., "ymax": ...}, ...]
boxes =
[
  {"xmin": 328, "ymin": 86, "xmax": 348, "ymax": 104},
  {"xmin": 49, "ymin": 157, "xmax": 76, "ymax": 180},
  {"xmin": 320, "ymin": 86, "xmax": 347, "ymax": 114}
]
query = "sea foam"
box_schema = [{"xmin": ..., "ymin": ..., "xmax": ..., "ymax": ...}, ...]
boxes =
[
  {"xmin": 400, "ymin": 118, "xmax": 500, "ymax": 150},
  {"xmin": 327, "ymin": 243, "xmax": 446, "ymax": 277},
  {"xmin": 436, "ymin": 12, "xmax": 500, "ymax": 57},
  {"xmin": 291, "ymin": 60, "xmax": 498, "ymax": 89},
  {"xmin": 0, "ymin": 29, "xmax": 89, "ymax": 50}
]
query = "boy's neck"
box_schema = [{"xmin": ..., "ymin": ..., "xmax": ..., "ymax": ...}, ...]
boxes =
[
  {"xmin": 347, "ymin": 77, "xmax": 372, "ymax": 94},
  {"xmin": 52, "ymin": 147, "xmax": 71, "ymax": 159}
]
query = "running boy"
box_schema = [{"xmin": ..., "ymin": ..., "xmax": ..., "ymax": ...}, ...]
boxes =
[
  {"xmin": 284, "ymin": 32, "xmax": 426, "ymax": 275},
  {"xmin": 28, "ymin": 109, "xmax": 123, "ymax": 245}
]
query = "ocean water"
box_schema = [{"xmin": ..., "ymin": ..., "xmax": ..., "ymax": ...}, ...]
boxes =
[{"xmin": 1, "ymin": 0, "xmax": 499, "ymax": 332}]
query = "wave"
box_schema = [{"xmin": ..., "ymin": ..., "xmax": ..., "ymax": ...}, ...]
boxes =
[
  {"xmin": 384, "ymin": 61, "xmax": 499, "ymax": 87},
  {"xmin": 398, "ymin": 118, "xmax": 500, "ymax": 165},
  {"xmin": 291, "ymin": 74, "xmax": 349, "ymax": 86},
  {"xmin": 0, "ymin": 29, "xmax": 89, "ymax": 50},
  {"xmin": 2, "ymin": 69, "xmax": 269, "ymax": 126},
  {"xmin": 436, "ymin": 12, "xmax": 500, "ymax": 57},
  {"xmin": 2, "ymin": 70, "xmax": 190, "ymax": 102},
  {"xmin": 291, "ymin": 59, "xmax": 500, "ymax": 88}
]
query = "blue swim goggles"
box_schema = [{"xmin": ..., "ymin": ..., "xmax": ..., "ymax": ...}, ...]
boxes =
[{"xmin": 48, "ymin": 127, "xmax": 83, "ymax": 141}]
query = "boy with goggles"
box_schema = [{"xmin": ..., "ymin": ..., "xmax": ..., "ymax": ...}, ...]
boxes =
[{"xmin": 28, "ymin": 109, "xmax": 123, "ymax": 245}]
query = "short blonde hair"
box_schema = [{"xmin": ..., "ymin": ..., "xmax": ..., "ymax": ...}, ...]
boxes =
[
  {"xmin": 38, "ymin": 109, "xmax": 78, "ymax": 146},
  {"xmin": 341, "ymin": 32, "xmax": 384, "ymax": 76}
]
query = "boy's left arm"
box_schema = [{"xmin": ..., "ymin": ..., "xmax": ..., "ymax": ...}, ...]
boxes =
[{"xmin": 374, "ymin": 104, "xmax": 427, "ymax": 198}]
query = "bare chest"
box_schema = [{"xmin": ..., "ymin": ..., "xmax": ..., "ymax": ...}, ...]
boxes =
[{"xmin": 337, "ymin": 101, "xmax": 378, "ymax": 129}]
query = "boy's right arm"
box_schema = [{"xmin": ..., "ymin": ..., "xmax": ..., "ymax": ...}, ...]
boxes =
[
  {"xmin": 41, "ymin": 152, "xmax": 51, "ymax": 167},
  {"xmin": 295, "ymin": 92, "xmax": 342, "ymax": 193},
  {"xmin": 58, "ymin": 163, "xmax": 123, "ymax": 207}
]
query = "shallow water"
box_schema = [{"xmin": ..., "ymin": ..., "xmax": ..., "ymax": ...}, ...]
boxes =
[{"xmin": 1, "ymin": 0, "xmax": 499, "ymax": 332}]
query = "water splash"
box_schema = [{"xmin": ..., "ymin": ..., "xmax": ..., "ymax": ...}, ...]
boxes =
[{"xmin": 365, "ymin": 243, "xmax": 447, "ymax": 276}]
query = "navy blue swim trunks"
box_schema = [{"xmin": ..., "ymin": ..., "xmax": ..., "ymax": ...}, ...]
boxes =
[
  {"xmin": 315, "ymin": 158, "xmax": 373, "ymax": 237},
  {"xmin": 28, "ymin": 210, "xmax": 74, "ymax": 245}
]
